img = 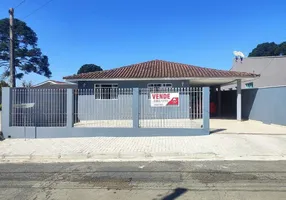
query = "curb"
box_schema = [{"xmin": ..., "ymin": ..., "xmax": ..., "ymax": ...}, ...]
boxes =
[{"xmin": 1, "ymin": 152, "xmax": 285, "ymax": 163}]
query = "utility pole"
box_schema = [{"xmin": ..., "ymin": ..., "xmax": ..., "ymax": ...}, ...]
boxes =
[{"xmin": 9, "ymin": 8, "xmax": 16, "ymax": 87}]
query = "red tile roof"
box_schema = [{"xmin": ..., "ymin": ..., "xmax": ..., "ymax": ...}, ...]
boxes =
[{"xmin": 64, "ymin": 60, "xmax": 258, "ymax": 80}]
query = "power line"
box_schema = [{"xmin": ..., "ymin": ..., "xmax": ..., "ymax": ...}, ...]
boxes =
[
  {"xmin": 23, "ymin": 0, "xmax": 54, "ymax": 19},
  {"xmin": 14, "ymin": 0, "xmax": 26, "ymax": 9},
  {"xmin": 259, "ymin": 57, "xmax": 274, "ymax": 75},
  {"xmin": 0, "ymin": 0, "xmax": 24, "ymax": 14}
]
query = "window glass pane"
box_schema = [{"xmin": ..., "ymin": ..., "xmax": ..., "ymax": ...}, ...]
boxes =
[
  {"xmin": 101, "ymin": 84, "xmax": 112, "ymax": 88},
  {"xmin": 101, "ymin": 88, "xmax": 109, "ymax": 99},
  {"xmin": 154, "ymin": 84, "xmax": 162, "ymax": 87},
  {"xmin": 245, "ymin": 82, "xmax": 253, "ymax": 88},
  {"xmin": 94, "ymin": 84, "xmax": 118, "ymax": 99},
  {"xmin": 95, "ymin": 87, "xmax": 101, "ymax": 99},
  {"xmin": 110, "ymin": 88, "xmax": 118, "ymax": 99}
]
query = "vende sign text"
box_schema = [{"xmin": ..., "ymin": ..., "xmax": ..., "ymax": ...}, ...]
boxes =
[{"xmin": 150, "ymin": 93, "xmax": 179, "ymax": 107}]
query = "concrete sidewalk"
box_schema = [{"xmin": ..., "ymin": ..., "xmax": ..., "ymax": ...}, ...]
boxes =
[{"xmin": 1, "ymin": 134, "xmax": 286, "ymax": 163}]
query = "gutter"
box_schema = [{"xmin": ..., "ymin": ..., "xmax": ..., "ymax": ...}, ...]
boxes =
[{"xmin": 63, "ymin": 76, "xmax": 259, "ymax": 82}]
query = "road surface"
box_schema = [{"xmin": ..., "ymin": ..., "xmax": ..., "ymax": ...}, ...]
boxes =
[{"xmin": 0, "ymin": 161, "xmax": 286, "ymax": 200}]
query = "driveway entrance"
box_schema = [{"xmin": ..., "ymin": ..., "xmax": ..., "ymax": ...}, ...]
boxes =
[{"xmin": 210, "ymin": 119, "xmax": 286, "ymax": 134}]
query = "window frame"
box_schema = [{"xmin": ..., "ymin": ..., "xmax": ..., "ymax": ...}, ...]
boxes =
[
  {"xmin": 94, "ymin": 83, "xmax": 119, "ymax": 100},
  {"xmin": 245, "ymin": 82, "xmax": 254, "ymax": 89},
  {"xmin": 147, "ymin": 83, "xmax": 173, "ymax": 99},
  {"xmin": 147, "ymin": 83, "xmax": 173, "ymax": 88}
]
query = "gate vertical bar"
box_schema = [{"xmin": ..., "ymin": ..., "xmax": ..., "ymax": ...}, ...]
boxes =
[
  {"xmin": 132, "ymin": 88, "xmax": 139, "ymax": 129},
  {"xmin": 203, "ymin": 87, "xmax": 210, "ymax": 133},
  {"xmin": 237, "ymin": 79, "xmax": 242, "ymax": 121},
  {"xmin": 217, "ymin": 86, "xmax": 222, "ymax": 117},
  {"xmin": 67, "ymin": 89, "xmax": 74, "ymax": 128}
]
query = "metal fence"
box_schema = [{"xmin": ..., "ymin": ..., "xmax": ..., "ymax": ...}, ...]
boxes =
[
  {"xmin": 9, "ymin": 87, "xmax": 204, "ymax": 128},
  {"xmin": 2, "ymin": 87, "xmax": 210, "ymax": 138},
  {"xmin": 73, "ymin": 88, "xmax": 133, "ymax": 127},
  {"xmin": 139, "ymin": 87, "xmax": 203, "ymax": 128},
  {"xmin": 10, "ymin": 88, "xmax": 67, "ymax": 127}
]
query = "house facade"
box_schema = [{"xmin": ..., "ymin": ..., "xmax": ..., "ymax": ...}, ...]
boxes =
[
  {"xmin": 64, "ymin": 59, "xmax": 258, "ymax": 121},
  {"xmin": 1, "ymin": 59, "xmax": 259, "ymax": 138},
  {"xmin": 73, "ymin": 80, "xmax": 190, "ymax": 121}
]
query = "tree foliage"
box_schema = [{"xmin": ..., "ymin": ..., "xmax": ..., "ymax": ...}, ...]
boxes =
[
  {"xmin": 21, "ymin": 80, "xmax": 33, "ymax": 88},
  {"xmin": 0, "ymin": 18, "xmax": 52, "ymax": 81},
  {"xmin": 0, "ymin": 80, "xmax": 9, "ymax": 87},
  {"xmin": 274, "ymin": 42, "xmax": 286, "ymax": 56},
  {"xmin": 249, "ymin": 42, "xmax": 286, "ymax": 57},
  {"xmin": 77, "ymin": 64, "xmax": 103, "ymax": 74}
]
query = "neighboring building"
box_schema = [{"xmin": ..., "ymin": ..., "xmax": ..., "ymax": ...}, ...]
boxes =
[
  {"xmin": 64, "ymin": 59, "xmax": 258, "ymax": 121},
  {"xmin": 223, "ymin": 56, "xmax": 286, "ymax": 90},
  {"xmin": 32, "ymin": 80, "xmax": 77, "ymax": 89}
]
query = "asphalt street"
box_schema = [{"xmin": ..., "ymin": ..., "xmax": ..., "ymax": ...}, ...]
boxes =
[{"xmin": 0, "ymin": 161, "xmax": 286, "ymax": 200}]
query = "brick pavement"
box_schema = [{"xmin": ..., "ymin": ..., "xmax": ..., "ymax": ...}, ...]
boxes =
[{"xmin": 1, "ymin": 134, "xmax": 286, "ymax": 163}]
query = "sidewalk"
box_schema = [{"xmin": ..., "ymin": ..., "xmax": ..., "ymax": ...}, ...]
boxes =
[{"xmin": 1, "ymin": 134, "xmax": 286, "ymax": 163}]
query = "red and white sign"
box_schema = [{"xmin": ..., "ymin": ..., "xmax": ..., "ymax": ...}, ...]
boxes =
[{"xmin": 150, "ymin": 93, "xmax": 179, "ymax": 107}]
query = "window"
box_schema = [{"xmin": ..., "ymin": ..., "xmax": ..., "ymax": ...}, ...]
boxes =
[
  {"xmin": 147, "ymin": 83, "xmax": 172, "ymax": 98},
  {"xmin": 94, "ymin": 84, "xmax": 118, "ymax": 99},
  {"xmin": 147, "ymin": 83, "xmax": 172, "ymax": 89},
  {"xmin": 245, "ymin": 82, "xmax": 253, "ymax": 88}
]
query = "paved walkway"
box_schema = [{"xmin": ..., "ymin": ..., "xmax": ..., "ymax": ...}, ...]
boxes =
[
  {"xmin": 70, "ymin": 119, "xmax": 286, "ymax": 132},
  {"xmin": 210, "ymin": 119, "xmax": 286, "ymax": 134},
  {"xmin": 1, "ymin": 134, "xmax": 286, "ymax": 163},
  {"xmin": 75, "ymin": 119, "xmax": 202, "ymax": 128}
]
